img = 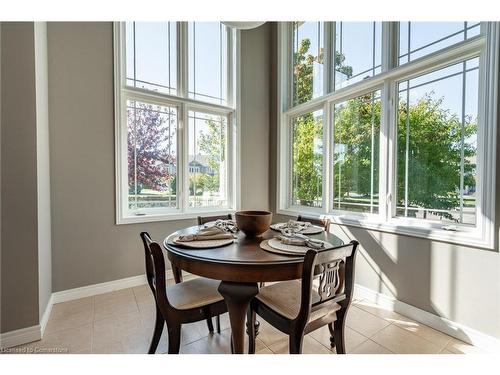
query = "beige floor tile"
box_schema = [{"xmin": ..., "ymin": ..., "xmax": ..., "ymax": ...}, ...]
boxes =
[
  {"xmin": 132, "ymin": 284, "xmax": 155, "ymax": 310},
  {"xmin": 92, "ymin": 340, "xmax": 125, "ymax": 354},
  {"xmin": 255, "ymin": 320, "xmax": 288, "ymax": 347},
  {"xmin": 345, "ymin": 306, "xmax": 391, "ymax": 338},
  {"xmin": 268, "ymin": 336, "xmax": 333, "ymax": 354},
  {"xmin": 355, "ymin": 300, "xmax": 407, "ymax": 322},
  {"xmin": 371, "ymin": 324, "xmax": 441, "ymax": 354},
  {"xmin": 44, "ymin": 297, "xmax": 94, "ymax": 334},
  {"xmin": 444, "ymin": 338, "xmax": 487, "ymax": 354},
  {"xmin": 438, "ymin": 349, "xmax": 455, "ymax": 354},
  {"xmin": 180, "ymin": 328, "xmax": 267, "ymax": 354},
  {"xmin": 94, "ymin": 288, "xmax": 139, "ymax": 321},
  {"xmin": 309, "ymin": 325, "xmax": 368, "ymax": 352},
  {"xmin": 391, "ymin": 318, "xmax": 452, "ymax": 350},
  {"xmin": 23, "ymin": 323, "xmax": 92, "ymax": 354},
  {"xmin": 256, "ymin": 347, "xmax": 273, "ymax": 354},
  {"xmin": 350, "ymin": 339, "xmax": 393, "ymax": 354},
  {"xmin": 92, "ymin": 310, "xmax": 149, "ymax": 354}
]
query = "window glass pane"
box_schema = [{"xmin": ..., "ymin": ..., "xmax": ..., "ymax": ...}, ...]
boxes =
[
  {"xmin": 127, "ymin": 100, "xmax": 177, "ymax": 211},
  {"xmin": 126, "ymin": 22, "xmax": 177, "ymax": 95},
  {"xmin": 333, "ymin": 91, "xmax": 381, "ymax": 213},
  {"xmin": 188, "ymin": 22, "xmax": 228, "ymax": 105},
  {"xmin": 396, "ymin": 58, "xmax": 479, "ymax": 225},
  {"xmin": 293, "ymin": 22, "xmax": 324, "ymax": 105},
  {"xmin": 188, "ymin": 111, "xmax": 228, "ymax": 207},
  {"xmin": 335, "ymin": 22, "xmax": 382, "ymax": 90},
  {"xmin": 291, "ymin": 109, "xmax": 323, "ymax": 207},
  {"xmin": 398, "ymin": 22, "xmax": 480, "ymax": 65}
]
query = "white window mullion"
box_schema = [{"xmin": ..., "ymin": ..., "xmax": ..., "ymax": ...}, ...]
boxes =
[
  {"xmin": 179, "ymin": 102, "xmax": 188, "ymax": 212},
  {"xmin": 178, "ymin": 22, "xmax": 188, "ymax": 99},
  {"xmin": 322, "ymin": 102, "xmax": 331, "ymax": 213},
  {"xmin": 323, "ymin": 22, "xmax": 333, "ymax": 96}
]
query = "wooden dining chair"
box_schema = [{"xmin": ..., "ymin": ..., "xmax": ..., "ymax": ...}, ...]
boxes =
[
  {"xmin": 197, "ymin": 213, "xmax": 233, "ymax": 226},
  {"xmin": 195, "ymin": 214, "xmax": 233, "ymax": 333},
  {"xmin": 297, "ymin": 214, "xmax": 331, "ymax": 232},
  {"xmin": 247, "ymin": 240, "xmax": 358, "ymax": 354},
  {"xmin": 140, "ymin": 232, "xmax": 228, "ymax": 354}
]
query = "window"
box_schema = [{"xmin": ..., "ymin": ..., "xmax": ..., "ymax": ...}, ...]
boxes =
[
  {"xmin": 126, "ymin": 22, "xmax": 177, "ymax": 94},
  {"xmin": 335, "ymin": 22, "xmax": 382, "ymax": 89},
  {"xmin": 333, "ymin": 90, "xmax": 381, "ymax": 213},
  {"xmin": 115, "ymin": 22, "xmax": 239, "ymax": 223},
  {"xmin": 127, "ymin": 100, "xmax": 178, "ymax": 210},
  {"xmin": 293, "ymin": 22, "xmax": 324, "ymax": 105},
  {"xmin": 278, "ymin": 22, "xmax": 499, "ymax": 248},
  {"xmin": 188, "ymin": 111, "xmax": 228, "ymax": 208},
  {"xmin": 188, "ymin": 22, "xmax": 228, "ymax": 105},
  {"xmin": 396, "ymin": 58, "xmax": 479, "ymax": 225},
  {"xmin": 291, "ymin": 109, "xmax": 323, "ymax": 207},
  {"xmin": 398, "ymin": 22, "xmax": 480, "ymax": 65}
]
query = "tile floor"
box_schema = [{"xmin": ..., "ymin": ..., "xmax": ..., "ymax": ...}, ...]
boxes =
[{"xmin": 11, "ymin": 279, "xmax": 486, "ymax": 354}]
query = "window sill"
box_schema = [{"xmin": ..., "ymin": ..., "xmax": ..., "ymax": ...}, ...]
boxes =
[
  {"xmin": 277, "ymin": 208, "xmax": 494, "ymax": 250},
  {"xmin": 117, "ymin": 208, "xmax": 236, "ymax": 225}
]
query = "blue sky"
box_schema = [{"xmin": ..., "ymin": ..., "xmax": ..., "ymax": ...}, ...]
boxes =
[{"xmin": 126, "ymin": 21, "xmax": 480, "ymax": 136}]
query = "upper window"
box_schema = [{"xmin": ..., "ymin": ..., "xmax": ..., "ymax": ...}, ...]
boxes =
[
  {"xmin": 335, "ymin": 22, "xmax": 382, "ymax": 90},
  {"xmin": 126, "ymin": 22, "xmax": 177, "ymax": 95},
  {"xmin": 398, "ymin": 22, "xmax": 480, "ymax": 64},
  {"xmin": 188, "ymin": 22, "xmax": 228, "ymax": 105},
  {"xmin": 293, "ymin": 22, "xmax": 324, "ymax": 105},
  {"xmin": 278, "ymin": 22, "xmax": 498, "ymax": 248},
  {"xmin": 115, "ymin": 22, "xmax": 238, "ymax": 223}
]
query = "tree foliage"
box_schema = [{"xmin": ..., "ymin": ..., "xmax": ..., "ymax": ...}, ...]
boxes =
[
  {"xmin": 193, "ymin": 118, "xmax": 226, "ymax": 195},
  {"xmin": 294, "ymin": 36, "xmax": 477, "ymax": 221},
  {"xmin": 128, "ymin": 103, "xmax": 176, "ymax": 194}
]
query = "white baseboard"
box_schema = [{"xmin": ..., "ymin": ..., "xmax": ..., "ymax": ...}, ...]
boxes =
[
  {"xmin": 39, "ymin": 294, "xmax": 54, "ymax": 336},
  {"xmin": 354, "ymin": 283, "xmax": 500, "ymax": 353},
  {"xmin": 0, "ymin": 325, "xmax": 41, "ymax": 349},
  {"xmin": 51, "ymin": 274, "xmax": 149, "ymax": 304}
]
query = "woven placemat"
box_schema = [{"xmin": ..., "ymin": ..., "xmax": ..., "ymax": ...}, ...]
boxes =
[
  {"xmin": 270, "ymin": 224, "xmax": 324, "ymax": 234},
  {"xmin": 172, "ymin": 236, "xmax": 234, "ymax": 249},
  {"xmin": 260, "ymin": 239, "xmax": 307, "ymax": 256}
]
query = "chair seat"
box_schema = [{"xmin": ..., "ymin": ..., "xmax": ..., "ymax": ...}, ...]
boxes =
[
  {"xmin": 167, "ymin": 277, "xmax": 223, "ymax": 310},
  {"xmin": 256, "ymin": 280, "xmax": 341, "ymax": 321}
]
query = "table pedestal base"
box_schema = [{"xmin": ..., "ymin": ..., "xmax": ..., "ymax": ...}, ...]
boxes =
[{"xmin": 218, "ymin": 281, "xmax": 259, "ymax": 354}]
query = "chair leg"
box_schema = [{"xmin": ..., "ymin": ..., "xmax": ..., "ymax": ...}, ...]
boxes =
[
  {"xmin": 328, "ymin": 322, "xmax": 336, "ymax": 349},
  {"xmin": 246, "ymin": 308, "xmax": 256, "ymax": 354},
  {"xmin": 148, "ymin": 306, "xmax": 164, "ymax": 354},
  {"xmin": 216, "ymin": 315, "xmax": 221, "ymax": 334},
  {"xmin": 333, "ymin": 309, "xmax": 347, "ymax": 354},
  {"xmin": 289, "ymin": 333, "xmax": 304, "ymax": 354},
  {"xmin": 167, "ymin": 324, "xmax": 181, "ymax": 354},
  {"xmin": 206, "ymin": 317, "xmax": 214, "ymax": 334}
]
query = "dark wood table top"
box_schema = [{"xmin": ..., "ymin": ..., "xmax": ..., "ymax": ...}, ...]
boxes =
[{"xmin": 163, "ymin": 226, "xmax": 344, "ymax": 283}]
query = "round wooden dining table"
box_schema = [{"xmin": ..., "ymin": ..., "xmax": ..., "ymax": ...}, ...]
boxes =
[{"xmin": 164, "ymin": 225, "xmax": 344, "ymax": 354}]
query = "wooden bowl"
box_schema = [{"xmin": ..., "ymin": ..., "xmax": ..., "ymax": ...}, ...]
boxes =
[{"xmin": 235, "ymin": 210, "xmax": 272, "ymax": 237}]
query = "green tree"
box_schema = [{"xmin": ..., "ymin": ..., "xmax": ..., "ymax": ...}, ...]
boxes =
[
  {"xmin": 191, "ymin": 119, "xmax": 226, "ymax": 195},
  {"xmin": 294, "ymin": 36, "xmax": 477, "ymax": 222},
  {"xmin": 292, "ymin": 38, "xmax": 353, "ymax": 206}
]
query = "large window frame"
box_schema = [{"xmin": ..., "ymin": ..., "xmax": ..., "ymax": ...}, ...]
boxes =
[
  {"xmin": 114, "ymin": 22, "xmax": 241, "ymax": 224},
  {"xmin": 277, "ymin": 22, "xmax": 499, "ymax": 248}
]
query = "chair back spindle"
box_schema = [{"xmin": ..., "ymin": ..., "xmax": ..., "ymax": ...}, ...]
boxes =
[
  {"xmin": 197, "ymin": 214, "xmax": 233, "ymax": 226},
  {"xmin": 297, "ymin": 241, "xmax": 358, "ymax": 323},
  {"xmin": 296, "ymin": 215, "xmax": 331, "ymax": 232}
]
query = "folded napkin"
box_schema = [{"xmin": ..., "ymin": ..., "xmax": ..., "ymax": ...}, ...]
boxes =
[
  {"xmin": 213, "ymin": 219, "xmax": 239, "ymax": 233},
  {"xmin": 274, "ymin": 220, "xmax": 312, "ymax": 233},
  {"xmin": 276, "ymin": 233, "xmax": 327, "ymax": 250},
  {"xmin": 176, "ymin": 226, "xmax": 235, "ymax": 242}
]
